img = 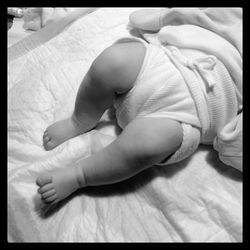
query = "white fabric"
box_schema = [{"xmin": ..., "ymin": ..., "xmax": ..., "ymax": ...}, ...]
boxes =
[
  {"xmin": 114, "ymin": 39, "xmax": 200, "ymax": 129},
  {"xmin": 213, "ymin": 112, "xmax": 242, "ymax": 172},
  {"xmin": 8, "ymin": 8, "xmax": 242, "ymax": 242},
  {"xmin": 159, "ymin": 123, "xmax": 201, "ymax": 166},
  {"xmin": 158, "ymin": 28, "xmax": 241, "ymax": 171},
  {"xmin": 23, "ymin": 8, "xmax": 80, "ymax": 31},
  {"xmin": 130, "ymin": 9, "xmax": 242, "ymax": 171},
  {"xmin": 163, "ymin": 46, "xmax": 238, "ymax": 140},
  {"xmin": 8, "ymin": 8, "xmax": 98, "ymax": 62},
  {"xmin": 158, "ymin": 25, "xmax": 242, "ymax": 109}
]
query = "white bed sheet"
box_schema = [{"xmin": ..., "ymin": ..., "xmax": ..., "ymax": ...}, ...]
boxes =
[{"xmin": 8, "ymin": 8, "xmax": 242, "ymax": 242}]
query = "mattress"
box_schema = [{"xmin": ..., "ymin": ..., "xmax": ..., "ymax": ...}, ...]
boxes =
[{"xmin": 8, "ymin": 7, "xmax": 242, "ymax": 242}]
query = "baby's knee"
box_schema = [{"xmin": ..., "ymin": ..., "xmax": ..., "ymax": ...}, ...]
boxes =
[
  {"xmin": 90, "ymin": 44, "xmax": 125, "ymax": 83},
  {"xmin": 89, "ymin": 41, "xmax": 146, "ymax": 93}
]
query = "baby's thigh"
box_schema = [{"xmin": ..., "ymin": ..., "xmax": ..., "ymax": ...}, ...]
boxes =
[
  {"xmin": 118, "ymin": 117, "xmax": 183, "ymax": 164},
  {"xmin": 90, "ymin": 40, "xmax": 146, "ymax": 94}
]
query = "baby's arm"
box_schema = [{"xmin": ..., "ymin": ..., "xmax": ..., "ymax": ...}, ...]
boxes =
[{"xmin": 76, "ymin": 117, "xmax": 182, "ymax": 187}]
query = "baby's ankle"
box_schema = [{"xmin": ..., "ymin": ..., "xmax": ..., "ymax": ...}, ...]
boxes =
[
  {"xmin": 70, "ymin": 115, "xmax": 85, "ymax": 133},
  {"xmin": 74, "ymin": 165, "xmax": 87, "ymax": 188},
  {"xmin": 71, "ymin": 113, "xmax": 98, "ymax": 133}
]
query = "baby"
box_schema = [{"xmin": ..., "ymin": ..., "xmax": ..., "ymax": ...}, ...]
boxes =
[
  {"xmin": 36, "ymin": 10, "xmax": 241, "ymax": 205},
  {"xmin": 36, "ymin": 40, "xmax": 187, "ymax": 204}
]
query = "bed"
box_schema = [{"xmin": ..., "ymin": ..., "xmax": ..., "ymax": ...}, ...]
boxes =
[{"xmin": 8, "ymin": 7, "xmax": 242, "ymax": 242}]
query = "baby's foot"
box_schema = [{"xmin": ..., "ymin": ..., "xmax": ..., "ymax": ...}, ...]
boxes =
[
  {"xmin": 36, "ymin": 166, "xmax": 83, "ymax": 204},
  {"xmin": 129, "ymin": 9, "xmax": 167, "ymax": 31},
  {"xmin": 43, "ymin": 117, "xmax": 83, "ymax": 151}
]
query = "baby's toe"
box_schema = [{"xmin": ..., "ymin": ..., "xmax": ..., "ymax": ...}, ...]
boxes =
[
  {"xmin": 43, "ymin": 194, "xmax": 58, "ymax": 204},
  {"xmin": 36, "ymin": 175, "xmax": 52, "ymax": 187},
  {"xmin": 38, "ymin": 183, "xmax": 54, "ymax": 194},
  {"xmin": 43, "ymin": 134, "xmax": 51, "ymax": 143},
  {"xmin": 43, "ymin": 140, "xmax": 57, "ymax": 151},
  {"xmin": 43, "ymin": 130, "xmax": 48, "ymax": 138},
  {"xmin": 41, "ymin": 189, "xmax": 56, "ymax": 199}
]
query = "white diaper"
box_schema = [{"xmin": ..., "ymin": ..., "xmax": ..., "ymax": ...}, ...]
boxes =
[
  {"xmin": 159, "ymin": 122, "xmax": 201, "ymax": 166},
  {"xmin": 112, "ymin": 34, "xmax": 241, "ymax": 171},
  {"xmin": 114, "ymin": 38, "xmax": 200, "ymax": 129},
  {"xmin": 113, "ymin": 37, "xmax": 201, "ymax": 165}
]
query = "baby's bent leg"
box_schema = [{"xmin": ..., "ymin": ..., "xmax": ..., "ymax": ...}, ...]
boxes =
[
  {"xmin": 43, "ymin": 41, "xmax": 146, "ymax": 150},
  {"xmin": 37, "ymin": 117, "xmax": 182, "ymax": 204}
]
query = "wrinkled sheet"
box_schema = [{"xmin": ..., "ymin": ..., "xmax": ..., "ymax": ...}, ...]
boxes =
[
  {"xmin": 8, "ymin": 8, "xmax": 98, "ymax": 62},
  {"xmin": 23, "ymin": 7, "xmax": 77, "ymax": 31},
  {"xmin": 8, "ymin": 8, "xmax": 242, "ymax": 242}
]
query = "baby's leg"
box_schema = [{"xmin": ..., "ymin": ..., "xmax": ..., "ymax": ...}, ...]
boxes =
[
  {"xmin": 37, "ymin": 117, "xmax": 182, "ymax": 204},
  {"xmin": 43, "ymin": 41, "xmax": 146, "ymax": 150}
]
